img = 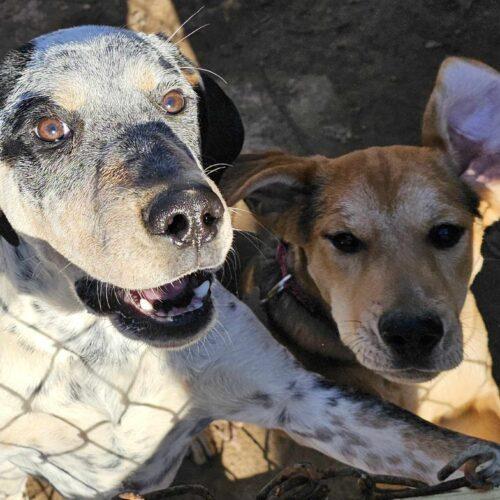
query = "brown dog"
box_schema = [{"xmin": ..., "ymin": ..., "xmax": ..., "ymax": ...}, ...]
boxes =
[{"xmin": 222, "ymin": 57, "xmax": 500, "ymax": 440}]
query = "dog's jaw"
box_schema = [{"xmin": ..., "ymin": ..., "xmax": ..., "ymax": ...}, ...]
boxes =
[{"xmin": 75, "ymin": 270, "xmax": 218, "ymax": 349}]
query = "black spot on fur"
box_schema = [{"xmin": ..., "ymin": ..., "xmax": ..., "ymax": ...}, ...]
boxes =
[
  {"xmin": 158, "ymin": 56, "xmax": 174, "ymax": 72},
  {"xmin": 229, "ymin": 301, "xmax": 237, "ymax": 310},
  {"xmin": 315, "ymin": 426, "xmax": 335, "ymax": 441},
  {"xmin": 312, "ymin": 376, "xmax": 339, "ymax": 406},
  {"xmin": 0, "ymin": 42, "xmax": 35, "ymax": 108},
  {"xmin": 277, "ymin": 407, "xmax": 291, "ymax": 426},
  {"xmin": 250, "ymin": 391, "xmax": 273, "ymax": 409}
]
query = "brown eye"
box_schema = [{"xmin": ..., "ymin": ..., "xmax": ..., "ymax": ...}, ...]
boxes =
[
  {"xmin": 428, "ymin": 224, "xmax": 464, "ymax": 249},
  {"xmin": 161, "ymin": 90, "xmax": 185, "ymax": 114},
  {"xmin": 35, "ymin": 117, "xmax": 71, "ymax": 142},
  {"xmin": 326, "ymin": 232, "xmax": 365, "ymax": 254}
]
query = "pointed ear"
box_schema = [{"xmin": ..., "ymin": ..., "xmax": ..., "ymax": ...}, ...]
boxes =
[
  {"xmin": 422, "ymin": 57, "xmax": 500, "ymax": 201},
  {"xmin": 0, "ymin": 212, "xmax": 19, "ymax": 246},
  {"xmin": 220, "ymin": 151, "xmax": 318, "ymax": 236},
  {"xmin": 194, "ymin": 73, "xmax": 244, "ymax": 183}
]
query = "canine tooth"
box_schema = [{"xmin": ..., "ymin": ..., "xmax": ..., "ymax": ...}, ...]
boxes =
[
  {"xmin": 194, "ymin": 280, "xmax": 210, "ymax": 298},
  {"xmin": 139, "ymin": 298, "xmax": 154, "ymax": 311}
]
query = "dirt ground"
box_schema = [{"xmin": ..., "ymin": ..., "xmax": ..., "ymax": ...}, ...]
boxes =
[{"xmin": 0, "ymin": 1, "xmax": 498, "ymax": 498}]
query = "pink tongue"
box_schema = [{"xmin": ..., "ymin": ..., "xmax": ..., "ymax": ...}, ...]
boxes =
[{"xmin": 141, "ymin": 277, "xmax": 189, "ymax": 301}]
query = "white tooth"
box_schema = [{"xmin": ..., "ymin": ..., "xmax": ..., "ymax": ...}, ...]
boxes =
[
  {"xmin": 194, "ymin": 280, "xmax": 210, "ymax": 298},
  {"xmin": 139, "ymin": 298, "xmax": 154, "ymax": 311}
]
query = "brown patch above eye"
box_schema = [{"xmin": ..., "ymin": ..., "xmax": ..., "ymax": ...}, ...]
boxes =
[
  {"xmin": 181, "ymin": 68, "xmax": 200, "ymax": 87},
  {"xmin": 53, "ymin": 85, "xmax": 86, "ymax": 111}
]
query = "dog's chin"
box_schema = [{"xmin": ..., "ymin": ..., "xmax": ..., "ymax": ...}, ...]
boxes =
[
  {"xmin": 75, "ymin": 271, "xmax": 215, "ymax": 349},
  {"xmin": 374, "ymin": 369, "xmax": 440, "ymax": 384}
]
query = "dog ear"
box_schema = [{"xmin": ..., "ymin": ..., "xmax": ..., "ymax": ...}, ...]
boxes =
[
  {"xmin": 156, "ymin": 36, "xmax": 244, "ymax": 183},
  {"xmin": 194, "ymin": 73, "xmax": 244, "ymax": 183},
  {"xmin": 220, "ymin": 151, "xmax": 318, "ymax": 236},
  {"xmin": 0, "ymin": 213, "xmax": 20, "ymax": 246},
  {"xmin": 423, "ymin": 57, "xmax": 500, "ymax": 204},
  {"xmin": 0, "ymin": 43, "xmax": 33, "ymax": 247}
]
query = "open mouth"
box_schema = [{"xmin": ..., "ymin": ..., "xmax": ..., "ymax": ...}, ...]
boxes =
[{"xmin": 75, "ymin": 271, "xmax": 214, "ymax": 348}]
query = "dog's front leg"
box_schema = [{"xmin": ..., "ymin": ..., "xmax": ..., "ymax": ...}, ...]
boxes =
[
  {"xmin": 205, "ymin": 282, "xmax": 500, "ymax": 486},
  {"xmin": 224, "ymin": 368, "xmax": 500, "ymax": 486}
]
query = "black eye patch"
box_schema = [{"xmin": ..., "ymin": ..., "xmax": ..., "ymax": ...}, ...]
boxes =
[{"xmin": 7, "ymin": 94, "xmax": 58, "ymax": 134}]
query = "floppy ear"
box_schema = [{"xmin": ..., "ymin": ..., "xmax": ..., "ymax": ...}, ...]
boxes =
[
  {"xmin": 156, "ymin": 36, "xmax": 244, "ymax": 183},
  {"xmin": 195, "ymin": 74, "xmax": 244, "ymax": 183},
  {"xmin": 422, "ymin": 57, "xmax": 500, "ymax": 203},
  {"xmin": 0, "ymin": 213, "xmax": 19, "ymax": 247},
  {"xmin": 0, "ymin": 43, "xmax": 33, "ymax": 247},
  {"xmin": 220, "ymin": 151, "xmax": 318, "ymax": 237}
]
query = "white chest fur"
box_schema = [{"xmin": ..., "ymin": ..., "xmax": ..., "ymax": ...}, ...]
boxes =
[{"xmin": 0, "ymin": 304, "xmax": 204, "ymax": 497}]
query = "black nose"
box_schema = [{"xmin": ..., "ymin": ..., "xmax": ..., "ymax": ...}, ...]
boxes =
[
  {"xmin": 145, "ymin": 186, "xmax": 224, "ymax": 247},
  {"xmin": 378, "ymin": 311, "xmax": 444, "ymax": 358}
]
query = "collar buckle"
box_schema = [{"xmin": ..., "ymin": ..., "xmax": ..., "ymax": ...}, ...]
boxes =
[{"xmin": 260, "ymin": 273, "xmax": 292, "ymax": 304}]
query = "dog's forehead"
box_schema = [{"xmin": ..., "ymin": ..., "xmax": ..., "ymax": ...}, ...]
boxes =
[
  {"xmin": 9, "ymin": 26, "xmax": 191, "ymax": 111},
  {"xmin": 319, "ymin": 146, "xmax": 470, "ymax": 232}
]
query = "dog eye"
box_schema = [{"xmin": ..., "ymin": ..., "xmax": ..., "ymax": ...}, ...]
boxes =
[
  {"xmin": 326, "ymin": 232, "xmax": 364, "ymax": 254},
  {"xmin": 35, "ymin": 118, "xmax": 71, "ymax": 142},
  {"xmin": 428, "ymin": 224, "xmax": 465, "ymax": 249},
  {"xmin": 161, "ymin": 90, "xmax": 185, "ymax": 115}
]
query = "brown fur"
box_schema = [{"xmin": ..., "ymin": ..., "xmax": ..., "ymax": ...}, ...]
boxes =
[{"xmin": 222, "ymin": 58, "xmax": 500, "ymax": 441}]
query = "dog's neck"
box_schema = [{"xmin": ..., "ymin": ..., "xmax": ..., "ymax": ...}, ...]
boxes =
[
  {"xmin": 252, "ymin": 237, "xmax": 358, "ymax": 371},
  {"xmin": 0, "ymin": 236, "xmax": 147, "ymax": 364}
]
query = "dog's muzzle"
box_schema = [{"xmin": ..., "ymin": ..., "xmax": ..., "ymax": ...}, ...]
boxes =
[{"xmin": 75, "ymin": 271, "xmax": 215, "ymax": 348}]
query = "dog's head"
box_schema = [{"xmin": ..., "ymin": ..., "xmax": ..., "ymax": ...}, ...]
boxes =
[
  {"xmin": 223, "ymin": 57, "xmax": 500, "ymax": 383},
  {"xmin": 0, "ymin": 26, "xmax": 244, "ymax": 348}
]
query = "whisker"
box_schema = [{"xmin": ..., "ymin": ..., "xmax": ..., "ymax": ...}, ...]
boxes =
[
  {"xmin": 174, "ymin": 24, "xmax": 210, "ymax": 46},
  {"xmin": 167, "ymin": 5, "xmax": 205, "ymax": 43}
]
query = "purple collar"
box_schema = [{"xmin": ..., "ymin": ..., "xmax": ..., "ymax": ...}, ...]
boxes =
[{"xmin": 261, "ymin": 241, "xmax": 334, "ymax": 325}]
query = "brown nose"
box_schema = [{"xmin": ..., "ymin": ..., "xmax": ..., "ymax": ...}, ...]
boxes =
[
  {"xmin": 145, "ymin": 186, "xmax": 224, "ymax": 247},
  {"xmin": 378, "ymin": 310, "xmax": 444, "ymax": 359}
]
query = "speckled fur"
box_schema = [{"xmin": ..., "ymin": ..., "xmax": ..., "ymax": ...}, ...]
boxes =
[{"xmin": 0, "ymin": 28, "xmax": 498, "ymax": 499}]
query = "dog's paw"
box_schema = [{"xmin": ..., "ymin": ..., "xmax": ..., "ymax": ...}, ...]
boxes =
[{"xmin": 438, "ymin": 443, "xmax": 500, "ymax": 488}]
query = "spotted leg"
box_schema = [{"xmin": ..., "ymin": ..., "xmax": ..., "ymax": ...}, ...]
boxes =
[{"xmin": 198, "ymin": 282, "xmax": 500, "ymax": 486}]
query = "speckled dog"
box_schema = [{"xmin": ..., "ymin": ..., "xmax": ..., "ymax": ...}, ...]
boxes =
[{"xmin": 0, "ymin": 26, "xmax": 498, "ymax": 499}]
